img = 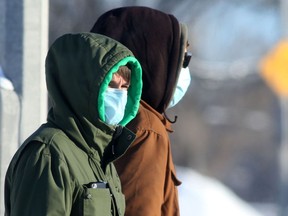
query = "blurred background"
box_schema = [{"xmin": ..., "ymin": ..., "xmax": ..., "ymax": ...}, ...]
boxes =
[{"xmin": 1, "ymin": 0, "xmax": 288, "ymax": 215}]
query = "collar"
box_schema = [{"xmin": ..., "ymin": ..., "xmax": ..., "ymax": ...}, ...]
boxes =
[{"xmin": 140, "ymin": 100, "xmax": 174, "ymax": 132}]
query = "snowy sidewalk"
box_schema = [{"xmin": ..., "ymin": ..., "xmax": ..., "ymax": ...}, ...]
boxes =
[{"xmin": 177, "ymin": 166, "xmax": 266, "ymax": 216}]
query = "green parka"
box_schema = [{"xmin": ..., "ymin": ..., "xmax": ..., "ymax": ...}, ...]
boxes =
[{"xmin": 4, "ymin": 33, "xmax": 142, "ymax": 216}]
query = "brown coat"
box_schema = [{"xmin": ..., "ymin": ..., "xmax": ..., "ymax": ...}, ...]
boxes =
[
  {"xmin": 115, "ymin": 100, "xmax": 181, "ymax": 216},
  {"xmin": 91, "ymin": 6, "xmax": 189, "ymax": 215}
]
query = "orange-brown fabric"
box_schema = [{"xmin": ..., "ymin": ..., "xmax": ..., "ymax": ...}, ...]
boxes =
[{"xmin": 115, "ymin": 100, "xmax": 181, "ymax": 216}]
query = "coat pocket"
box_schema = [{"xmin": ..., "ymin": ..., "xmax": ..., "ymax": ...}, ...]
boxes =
[{"xmin": 83, "ymin": 188, "xmax": 111, "ymax": 216}]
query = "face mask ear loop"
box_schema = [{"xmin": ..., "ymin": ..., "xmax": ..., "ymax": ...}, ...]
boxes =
[{"xmin": 163, "ymin": 111, "xmax": 178, "ymax": 123}]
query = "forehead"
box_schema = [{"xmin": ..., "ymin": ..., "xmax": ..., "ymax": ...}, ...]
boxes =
[
  {"xmin": 111, "ymin": 72, "xmax": 129, "ymax": 82},
  {"xmin": 109, "ymin": 73, "xmax": 130, "ymax": 89}
]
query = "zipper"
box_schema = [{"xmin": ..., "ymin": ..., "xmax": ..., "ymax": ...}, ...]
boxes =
[{"xmin": 111, "ymin": 126, "xmax": 123, "ymax": 155}]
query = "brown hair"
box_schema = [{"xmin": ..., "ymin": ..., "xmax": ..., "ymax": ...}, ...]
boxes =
[{"xmin": 115, "ymin": 65, "xmax": 131, "ymax": 82}]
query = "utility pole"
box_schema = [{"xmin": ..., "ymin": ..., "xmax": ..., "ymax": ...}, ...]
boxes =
[{"xmin": 0, "ymin": 0, "xmax": 49, "ymax": 214}]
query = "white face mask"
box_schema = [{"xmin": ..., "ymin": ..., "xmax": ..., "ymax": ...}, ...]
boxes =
[
  {"xmin": 104, "ymin": 88, "xmax": 128, "ymax": 125},
  {"xmin": 168, "ymin": 67, "xmax": 191, "ymax": 109}
]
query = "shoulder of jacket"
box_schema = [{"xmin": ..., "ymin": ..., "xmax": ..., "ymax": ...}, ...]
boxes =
[
  {"xmin": 14, "ymin": 124, "xmax": 72, "ymax": 162},
  {"xmin": 22, "ymin": 123, "xmax": 69, "ymax": 147},
  {"xmin": 7, "ymin": 124, "xmax": 72, "ymax": 176},
  {"xmin": 128, "ymin": 103, "xmax": 167, "ymax": 136}
]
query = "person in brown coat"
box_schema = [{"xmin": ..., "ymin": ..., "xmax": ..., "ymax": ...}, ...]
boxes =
[{"xmin": 91, "ymin": 6, "xmax": 192, "ymax": 216}]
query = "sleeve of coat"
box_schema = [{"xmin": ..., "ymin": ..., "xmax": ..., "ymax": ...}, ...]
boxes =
[
  {"xmin": 5, "ymin": 141, "xmax": 73, "ymax": 216},
  {"xmin": 114, "ymin": 128, "xmax": 169, "ymax": 216}
]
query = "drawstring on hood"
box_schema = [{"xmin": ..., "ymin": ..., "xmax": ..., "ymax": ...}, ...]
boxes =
[{"xmin": 91, "ymin": 6, "xmax": 188, "ymax": 117}]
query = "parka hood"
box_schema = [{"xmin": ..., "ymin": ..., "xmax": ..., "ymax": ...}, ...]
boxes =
[
  {"xmin": 91, "ymin": 6, "xmax": 188, "ymax": 113},
  {"xmin": 45, "ymin": 32, "xmax": 142, "ymax": 153}
]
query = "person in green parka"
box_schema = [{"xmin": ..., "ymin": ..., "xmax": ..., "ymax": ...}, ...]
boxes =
[{"xmin": 4, "ymin": 32, "xmax": 142, "ymax": 216}]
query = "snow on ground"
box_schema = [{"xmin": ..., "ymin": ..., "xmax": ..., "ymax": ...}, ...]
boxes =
[
  {"xmin": 176, "ymin": 166, "xmax": 264, "ymax": 216},
  {"xmin": 0, "ymin": 66, "xmax": 14, "ymax": 90}
]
